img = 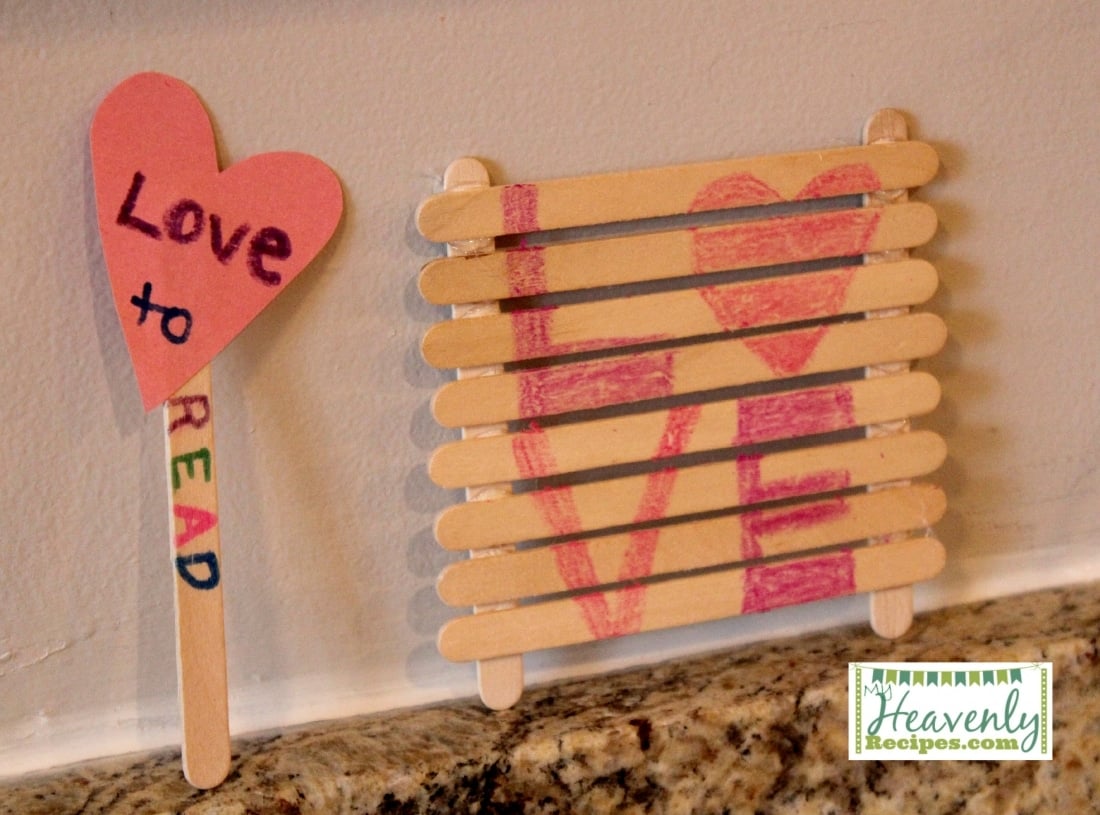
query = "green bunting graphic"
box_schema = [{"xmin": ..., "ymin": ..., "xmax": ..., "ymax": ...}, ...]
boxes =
[{"xmin": 866, "ymin": 666, "xmax": 1026, "ymax": 688}]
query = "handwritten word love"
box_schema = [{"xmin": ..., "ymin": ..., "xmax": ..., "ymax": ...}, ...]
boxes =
[{"xmin": 117, "ymin": 170, "xmax": 292, "ymax": 291}]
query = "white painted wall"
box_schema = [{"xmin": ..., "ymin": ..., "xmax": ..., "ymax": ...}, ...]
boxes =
[{"xmin": 1, "ymin": 0, "xmax": 1097, "ymax": 778}]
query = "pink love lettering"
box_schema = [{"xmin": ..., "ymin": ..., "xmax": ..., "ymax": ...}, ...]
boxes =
[
  {"xmin": 90, "ymin": 72, "xmax": 343, "ymax": 410},
  {"xmin": 115, "ymin": 170, "xmax": 291, "ymax": 285},
  {"xmin": 511, "ymin": 405, "xmax": 702, "ymax": 640}
]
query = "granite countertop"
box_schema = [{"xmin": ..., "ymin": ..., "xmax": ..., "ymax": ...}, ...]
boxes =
[{"xmin": 3, "ymin": 581, "xmax": 1098, "ymax": 814}]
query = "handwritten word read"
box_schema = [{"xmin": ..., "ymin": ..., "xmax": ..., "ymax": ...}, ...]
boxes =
[
  {"xmin": 167, "ymin": 392, "xmax": 220, "ymax": 591},
  {"xmin": 117, "ymin": 170, "xmax": 292, "ymax": 286}
]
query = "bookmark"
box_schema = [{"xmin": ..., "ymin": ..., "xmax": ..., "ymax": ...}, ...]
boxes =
[{"xmin": 90, "ymin": 72, "xmax": 343, "ymax": 787}]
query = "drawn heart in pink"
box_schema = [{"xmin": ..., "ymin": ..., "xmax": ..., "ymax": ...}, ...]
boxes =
[
  {"xmin": 688, "ymin": 164, "xmax": 883, "ymax": 211},
  {"xmin": 688, "ymin": 166, "xmax": 881, "ymax": 376},
  {"xmin": 90, "ymin": 73, "xmax": 343, "ymax": 410}
]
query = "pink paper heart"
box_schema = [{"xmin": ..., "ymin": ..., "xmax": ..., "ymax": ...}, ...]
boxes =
[{"xmin": 90, "ymin": 73, "xmax": 343, "ymax": 410}]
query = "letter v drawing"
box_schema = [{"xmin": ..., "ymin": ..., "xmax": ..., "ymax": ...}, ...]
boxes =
[{"xmin": 511, "ymin": 405, "xmax": 702, "ymax": 639}]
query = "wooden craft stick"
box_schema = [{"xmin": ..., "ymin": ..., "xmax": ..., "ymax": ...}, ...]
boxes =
[
  {"xmin": 440, "ymin": 158, "xmax": 524, "ymax": 710},
  {"xmin": 863, "ymin": 109, "xmax": 922, "ymax": 639},
  {"xmin": 422, "ymin": 259, "xmax": 938, "ymax": 368},
  {"xmin": 438, "ymin": 483, "xmax": 946, "ymax": 607},
  {"xmin": 163, "ymin": 364, "xmax": 230, "ymax": 789},
  {"xmin": 438, "ymin": 536, "xmax": 946, "ymax": 662},
  {"xmin": 430, "ymin": 371, "xmax": 941, "ymax": 489},
  {"xmin": 434, "ymin": 430, "xmax": 947, "ymax": 551},
  {"xmin": 91, "ymin": 72, "xmax": 345, "ymax": 770},
  {"xmin": 431, "ymin": 312, "xmax": 948, "ymax": 428},
  {"xmin": 417, "ymin": 141, "xmax": 939, "ymax": 242},
  {"xmin": 419, "ymin": 201, "xmax": 935, "ymax": 306}
]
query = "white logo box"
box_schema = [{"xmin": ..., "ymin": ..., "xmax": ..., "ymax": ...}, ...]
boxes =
[{"xmin": 849, "ymin": 662, "xmax": 1052, "ymax": 760}]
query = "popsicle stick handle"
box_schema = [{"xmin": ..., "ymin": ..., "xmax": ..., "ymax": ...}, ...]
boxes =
[
  {"xmin": 422, "ymin": 258, "xmax": 938, "ymax": 369},
  {"xmin": 163, "ymin": 363, "xmax": 230, "ymax": 789},
  {"xmin": 419, "ymin": 202, "xmax": 937, "ymax": 306},
  {"xmin": 864, "ymin": 109, "xmax": 920, "ymax": 639},
  {"xmin": 441, "ymin": 158, "xmax": 525, "ymax": 711},
  {"xmin": 431, "ymin": 312, "xmax": 948, "ymax": 428},
  {"xmin": 438, "ymin": 536, "xmax": 946, "ymax": 662},
  {"xmin": 416, "ymin": 140, "xmax": 938, "ymax": 242}
]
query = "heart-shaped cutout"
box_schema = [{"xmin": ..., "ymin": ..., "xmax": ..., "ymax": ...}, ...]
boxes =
[{"xmin": 91, "ymin": 73, "xmax": 343, "ymax": 410}]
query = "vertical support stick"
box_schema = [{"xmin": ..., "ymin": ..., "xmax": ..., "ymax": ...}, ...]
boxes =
[
  {"xmin": 164, "ymin": 363, "xmax": 231, "ymax": 788},
  {"xmin": 863, "ymin": 109, "xmax": 916, "ymax": 639},
  {"xmin": 443, "ymin": 158, "xmax": 525, "ymax": 709}
]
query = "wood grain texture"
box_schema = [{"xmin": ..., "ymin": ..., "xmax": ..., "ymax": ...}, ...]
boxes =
[
  {"xmin": 863, "ymin": 109, "xmax": 919, "ymax": 640},
  {"xmin": 163, "ymin": 364, "xmax": 230, "ymax": 789},
  {"xmin": 438, "ymin": 537, "xmax": 946, "ymax": 661},
  {"xmin": 437, "ymin": 483, "xmax": 946, "ymax": 607},
  {"xmin": 419, "ymin": 202, "xmax": 936, "ymax": 305},
  {"xmin": 439, "ymin": 158, "xmax": 525, "ymax": 711},
  {"xmin": 431, "ymin": 312, "xmax": 948, "ymax": 428},
  {"xmin": 416, "ymin": 141, "xmax": 939, "ymax": 242},
  {"xmin": 434, "ymin": 431, "xmax": 947, "ymax": 551},
  {"xmin": 430, "ymin": 372, "xmax": 941, "ymax": 489},
  {"xmin": 422, "ymin": 259, "xmax": 938, "ymax": 368}
]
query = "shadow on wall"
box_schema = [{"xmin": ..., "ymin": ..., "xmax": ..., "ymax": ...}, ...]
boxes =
[
  {"xmin": 917, "ymin": 136, "xmax": 1013, "ymax": 565},
  {"xmin": 403, "ymin": 203, "xmax": 471, "ymax": 689}
]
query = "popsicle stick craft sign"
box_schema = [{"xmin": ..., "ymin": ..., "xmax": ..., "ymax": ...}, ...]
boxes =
[
  {"xmin": 90, "ymin": 72, "xmax": 342, "ymax": 787},
  {"xmin": 417, "ymin": 110, "xmax": 947, "ymax": 709}
]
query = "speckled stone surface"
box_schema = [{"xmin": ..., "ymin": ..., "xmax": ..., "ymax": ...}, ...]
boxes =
[{"xmin": 3, "ymin": 581, "xmax": 1099, "ymax": 814}]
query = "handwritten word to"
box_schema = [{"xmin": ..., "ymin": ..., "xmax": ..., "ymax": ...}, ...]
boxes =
[
  {"xmin": 167, "ymin": 393, "xmax": 220, "ymax": 591},
  {"xmin": 131, "ymin": 281, "xmax": 192, "ymax": 345}
]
